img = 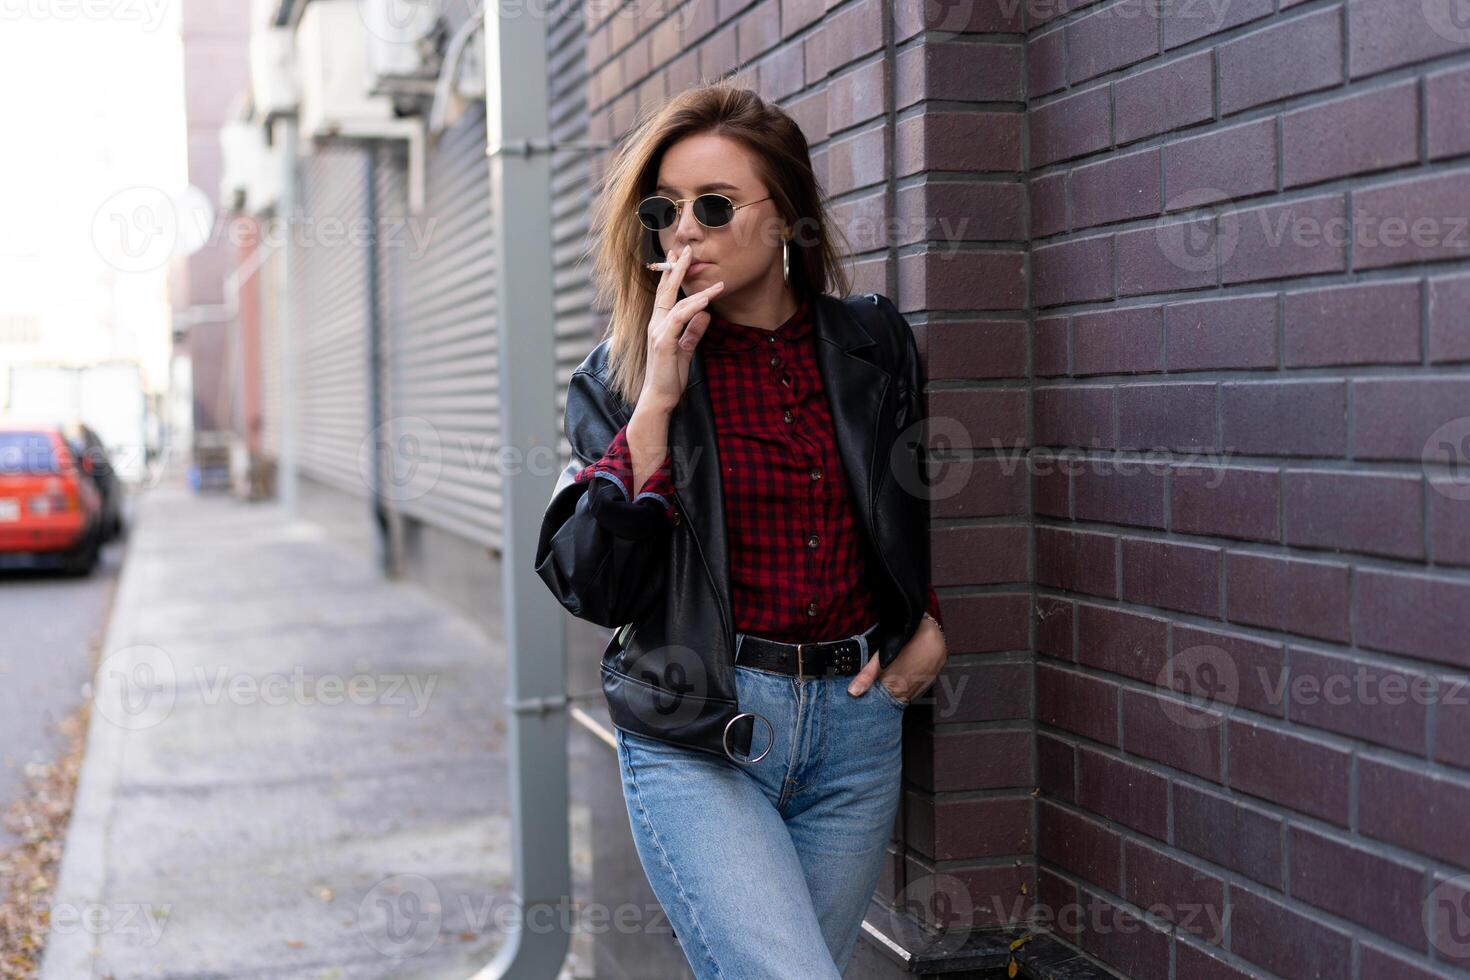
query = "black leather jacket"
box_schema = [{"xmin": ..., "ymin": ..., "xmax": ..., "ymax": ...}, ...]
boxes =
[{"xmin": 534, "ymin": 292, "xmax": 934, "ymax": 760}]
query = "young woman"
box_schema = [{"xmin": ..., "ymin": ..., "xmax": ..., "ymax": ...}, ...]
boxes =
[{"xmin": 535, "ymin": 80, "xmax": 948, "ymax": 978}]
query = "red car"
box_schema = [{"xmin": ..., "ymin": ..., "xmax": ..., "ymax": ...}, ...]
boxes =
[{"xmin": 0, "ymin": 422, "xmax": 104, "ymax": 575}]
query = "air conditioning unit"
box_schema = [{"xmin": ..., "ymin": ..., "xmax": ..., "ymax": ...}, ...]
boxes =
[
  {"xmin": 361, "ymin": 0, "xmax": 441, "ymax": 84},
  {"xmin": 296, "ymin": 0, "xmax": 394, "ymax": 138},
  {"xmin": 219, "ymin": 118, "xmax": 266, "ymax": 212},
  {"xmin": 221, "ymin": 118, "xmax": 284, "ymax": 214},
  {"xmin": 249, "ymin": 27, "xmax": 299, "ymax": 121},
  {"xmin": 295, "ymin": 0, "xmax": 427, "ymax": 212}
]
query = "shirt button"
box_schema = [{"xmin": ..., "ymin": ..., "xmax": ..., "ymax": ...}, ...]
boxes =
[
  {"xmin": 783, "ymin": 410, "xmax": 794, "ymax": 424},
  {"xmin": 806, "ymin": 534, "xmax": 818, "ymax": 548},
  {"xmin": 769, "ymin": 355, "xmax": 780, "ymax": 367},
  {"xmin": 807, "ymin": 601, "xmax": 818, "ymax": 617},
  {"xmin": 810, "ymin": 467, "xmax": 821, "ymax": 481}
]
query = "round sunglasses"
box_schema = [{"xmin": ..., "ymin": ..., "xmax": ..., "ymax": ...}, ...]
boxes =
[{"xmin": 635, "ymin": 193, "xmax": 772, "ymax": 231}]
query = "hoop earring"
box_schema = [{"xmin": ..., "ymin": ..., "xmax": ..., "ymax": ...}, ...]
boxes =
[{"xmin": 782, "ymin": 239, "xmax": 790, "ymax": 283}]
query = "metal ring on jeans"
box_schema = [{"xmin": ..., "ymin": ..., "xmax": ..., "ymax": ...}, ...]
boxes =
[{"xmin": 722, "ymin": 711, "xmax": 774, "ymax": 765}]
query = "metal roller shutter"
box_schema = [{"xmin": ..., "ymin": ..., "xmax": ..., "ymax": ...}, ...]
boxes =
[
  {"xmin": 377, "ymin": 109, "xmax": 501, "ymax": 546},
  {"xmin": 290, "ymin": 142, "xmax": 373, "ymax": 498}
]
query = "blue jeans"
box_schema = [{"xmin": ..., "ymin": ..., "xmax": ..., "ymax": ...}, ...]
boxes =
[{"xmin": 614, "ymin": 626, "xmax": 906, "ymax": 978}]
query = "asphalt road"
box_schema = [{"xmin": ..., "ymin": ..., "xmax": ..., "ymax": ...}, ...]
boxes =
[{"xmin": 0, "ymin": 504, "xmax": 129, "ymax": 849}]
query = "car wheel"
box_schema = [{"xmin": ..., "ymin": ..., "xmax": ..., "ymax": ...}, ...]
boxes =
[{"xmin": 62, "ymin": 527, "xmax": 101, "ymax": 576}]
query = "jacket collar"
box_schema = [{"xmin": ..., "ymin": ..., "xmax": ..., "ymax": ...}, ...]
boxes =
[{"xmin": 669, "ymin": 292, "xmax": 891, "ymax": 645}]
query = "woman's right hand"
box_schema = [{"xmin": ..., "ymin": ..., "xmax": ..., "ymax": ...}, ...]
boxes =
[{"xmin": 639, "ymin": 244, "xmax": 724, "ymax": 414}]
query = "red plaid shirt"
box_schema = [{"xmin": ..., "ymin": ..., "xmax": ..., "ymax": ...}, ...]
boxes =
[{"xmin": 575, "ymin": 297, "xmax": 942, "ymax": 642}]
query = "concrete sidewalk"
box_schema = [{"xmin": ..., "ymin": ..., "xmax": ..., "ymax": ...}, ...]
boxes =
[{"xmin": 41, "ymin": 471, "xmax": 587, "ymax": 979}]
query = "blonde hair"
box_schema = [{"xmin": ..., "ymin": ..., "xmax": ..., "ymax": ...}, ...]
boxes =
[{"xmin": 587, "ymin": 79, "xmax": 854, "ymax": 406}]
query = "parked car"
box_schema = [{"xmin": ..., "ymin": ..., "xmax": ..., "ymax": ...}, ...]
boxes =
[
  {"xmin": 0, "ymin": 422, "xmax": 105, "ymax": 575},
  {"xmin": 62, "ymin": 421, "xmax": 125, "ymax": 541}
]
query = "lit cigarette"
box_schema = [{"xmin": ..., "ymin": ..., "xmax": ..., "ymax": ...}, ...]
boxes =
[{"xmin": 647, "ymin": 261, "xmax": 677, "ymax": 271}]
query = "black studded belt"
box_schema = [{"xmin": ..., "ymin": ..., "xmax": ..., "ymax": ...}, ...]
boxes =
[{"xmin": 734, "ymin": 621, "xmax": 879, "ymax": 678}]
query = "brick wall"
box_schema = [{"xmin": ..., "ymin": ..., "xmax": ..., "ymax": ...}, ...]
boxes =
[
  {"xmin": 1028, "ymin": 0, "xmax": 1470, "ymax": 977},
  {"xmin": 586, "ymin": 1, "xmax": 1470, "ymax": 977}
]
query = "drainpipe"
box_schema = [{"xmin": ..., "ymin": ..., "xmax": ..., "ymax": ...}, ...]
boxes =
[{"xmin": 275, "ymin": 115, "xmax": 299, "ymax": 515}]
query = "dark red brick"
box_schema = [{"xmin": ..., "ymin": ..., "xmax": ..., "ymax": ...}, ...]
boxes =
[
  {"xmin": 1218, "ymin": 8, "xmax": 1343, "ymax": 114},
  {"xmin": 1360, "ymin": 756, "xmax": 1470, "ymax": 869},
  {"xmin": 1121, "ymin": 687, "xmax": 1223, "ymax": 779},
  {"xmin": 1077, "ymin": 747, "xmax": 1168, "ymax": 840},
  {"xmin": 1225, "ymin": 551, "xmax": 1350, "ymax": 643},
  {"xmin": 1114, "ymin": 51, "xmax": 1214, "ymax": 144},
  {"xmin": 1288, "ymin": 825, "xmax": 1427, "ymax": 950},
  {"xmin": 1226, "ymin": 717, "xmax": 1351, "ymax": 824},
  {"xmin": 1072, "ymin": 305, "xmax": 1164, "ymax": 375},
  {"xmin": 1124, "ymin": 840, "xmax": 1227, "ymax": 940},
  {"xmin": 1076, "ymin": 603, "xmax": 1170, "ymax": 683},
  {"xmin": 1287, "ymin": 646, "xmax": 1430, "ymax": 754},
  {"xmin": 1116, "ymin": 383, "xmax": 1217, "ymax": 452},
  {"xmin": 1353, "ymin": 169, "xmax": 1470, "ymax": 270},
  {"xmin": 1356, "ymin": 567, "xmax": 1470, "ymax": 669},
  {"xmin": 1120, "ymin": 537, "xmax": 1221, "ymax": 618},
  {"xmin": 1228, "ymin": 886, "xmax": 1354, "ymax": 980},
  {"xmin": 1174, "ymin": 781, "xmax": 1283, "ymax": 886},
  {"xmin": 1221, "ymin": 193, "xmax": 1349, "ymax": 284},
  {"xmin": 1038, "ymin": 664, "xmax": 1120, "ymax": 745},
  {"xmin": 1283, "ymin": 469, "xmax": 1424, "ymax": 560},
  {"xmin": 1283, "ymin": 278, "xmax": 1422, "ymax": 367},
  {"xmin": 1282, "ymin": 80, "xmax": 1418, "ymax": 187},
  {"xmin": 1037, "ymin": 526, "xmax": 1118, "ymax": 598},
  {"xmin": 1171, "ymin": 465, "xmax": 1281, "ymax": 543},
  {"xmin": 1221, "ymin": 381, "xmax": 1347, "ymax": 457},
  {"xmin": 1038, "ymin": 801, "xmax": 1122, "ymax": 891},
  {"xmin": 1164, "ymin": 117, "xmax": 1277, "ymax": 202},
  {"xmin": 1165, "ymin": 294, "xmax": 1279, "ymax": 371}
]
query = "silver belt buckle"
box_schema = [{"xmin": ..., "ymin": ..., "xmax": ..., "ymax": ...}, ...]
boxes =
[{"xmin": 795, "ymin": 641, "xmax": 807, "ymax": 677}]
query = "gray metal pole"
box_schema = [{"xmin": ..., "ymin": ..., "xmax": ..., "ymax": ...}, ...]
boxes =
[
  {"xmin": 471, "ymin": 4, "xmax": 570, "ymax": 978},
  {"xmin": 276, "ymin": 117, "xmax": 299, "ymax": 514}
]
